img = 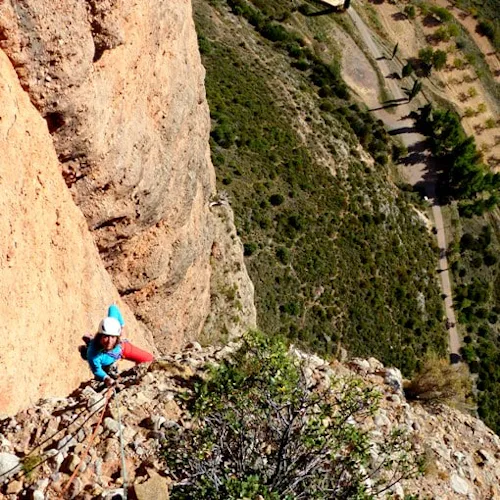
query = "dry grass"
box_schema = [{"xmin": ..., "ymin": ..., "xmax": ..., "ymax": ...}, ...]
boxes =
[{"xmin": 405, "ymin": 352, "xmax": 472, "ymax": 407}]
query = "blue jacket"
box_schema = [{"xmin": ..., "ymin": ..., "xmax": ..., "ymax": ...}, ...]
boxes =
[
  {"xmin": 87, "ymin": 304, "xmax": 126, "ymax": 380},
  {"xmin": 87, "ymin": 340, "xmax": 123, "ymax": 380}
]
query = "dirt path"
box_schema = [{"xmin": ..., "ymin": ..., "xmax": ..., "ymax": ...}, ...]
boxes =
[{"xmin": 346, "ymin": 6, "xmax": 461, "ymax": 358}]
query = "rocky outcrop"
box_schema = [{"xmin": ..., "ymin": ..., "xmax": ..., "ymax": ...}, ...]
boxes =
[
  {"xmin": 1, "ymin": 348, "xmax": 500, "ymax": 499},
  {"xmin": 0, "ymin": 49, "xmax": 153, "ymax": 415},
  {"xmin": 202, "ymin": 200, "xmax": 257, "ymax": 344},
  {"xmin": 0, "ymin": 0, "xmax": 238, "ymax": 350}
]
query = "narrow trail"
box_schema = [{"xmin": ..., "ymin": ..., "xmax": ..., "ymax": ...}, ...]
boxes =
[{"xmin": 347, "ymin": 5, "xmax": 460, "ymax": 358}]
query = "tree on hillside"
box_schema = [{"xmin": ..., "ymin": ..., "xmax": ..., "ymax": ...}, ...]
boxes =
[
  {"xmin": 429, "ymin": 5, "xmax": 452, "ymax": 23},
  {"xmin": 428, "ymin": 109, "xmax": 464, "ymax": 156},
  {"xmin": 418, "ymin": 47, "xmax": 435, "ymax": 75},
  {"xmin": 402, "ymin": 61, "xmax": 414, "ymax": 78},
  {"xmin": 432, "ymin": 49, "xmax": 447, "ymax": 71},
  {"xmin": 163, "ymin": 332, "xmax": 424, "ymax": 500},
  {"xmin": 404, "ymin": 5, "xmax": 416, "ymax": 19},
  {"xmin": 477, "ymin": 20, "xmax": 495, "ymax": 41},
  {"xmin": 414, "ymin": 104, "xmax": 500, "ymax": 209}
]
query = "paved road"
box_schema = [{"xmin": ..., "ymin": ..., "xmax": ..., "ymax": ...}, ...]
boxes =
[{"xmin": 348, "ymin": 6, "xmax": 461, "ymax": 357}]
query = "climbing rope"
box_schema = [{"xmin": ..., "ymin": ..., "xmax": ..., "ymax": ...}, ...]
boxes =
[
  {"xmin": 114, "ymin": 387, "xmax": 128, "ymax": 499},
  {"xmin": 60, "ymin": 387, "xmax": 113, "ymax": 498}
]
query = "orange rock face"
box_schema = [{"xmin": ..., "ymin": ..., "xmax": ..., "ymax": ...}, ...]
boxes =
[
  {"xmin": 0, "ymin": 49, "xmax": 154, "ymax": 414},
  {"xmin": 0, "ymin": 1, "xmax": 255, "ymax": 413},
  {"xmin": 0, "ymin": 0, "xmax": 219, "ymax": 354}
]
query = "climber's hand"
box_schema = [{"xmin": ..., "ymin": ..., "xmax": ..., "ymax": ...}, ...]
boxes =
[{"xmin": 104, "ymin": 376, "xmax": 115, "ymax": 388}]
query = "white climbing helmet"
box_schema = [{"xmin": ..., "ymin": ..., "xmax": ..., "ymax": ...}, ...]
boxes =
[{"xmin": 98, "ymin": 317, "xmax": 122, "ymax": 336}]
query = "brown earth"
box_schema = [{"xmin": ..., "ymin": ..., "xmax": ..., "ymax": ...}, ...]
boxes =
[
  {"xmin": 369, "ymin": 0, "xmax": 500, "ymax": 168},
  {"xmin": 434, "ymin": 0, "xmax": 500, "ymax": 83}
]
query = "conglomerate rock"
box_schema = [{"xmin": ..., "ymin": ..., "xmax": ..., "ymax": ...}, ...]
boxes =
[
  {"xmin": 0, "ymin": 48, "xmax": 152, "ymax": 415},
  {"xmin": 0, "ymin": 0, "xmax": 255, "ymax": 414}
]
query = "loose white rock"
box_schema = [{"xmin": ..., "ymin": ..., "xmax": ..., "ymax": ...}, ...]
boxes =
[
  {"xmin": 384, "ymin": 368, "xmax": 403, "ymax": 393},
  {"xmin": 104, "ymin": 417, "xmax": 121, "ymax": 434},
  {"xmin": 450, "ymin": 474, "xmax": 469, "ymax": 495},
  {"xmin": 0, "ymin": 452, "xmax": 20, "ymax": 480}
]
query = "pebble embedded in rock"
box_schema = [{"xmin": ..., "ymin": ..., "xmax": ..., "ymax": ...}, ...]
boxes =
[
  {"xmin": 6, "ymin": 479, "xmax": 23, "ymax": 495},
  {"xmin": 103, "ymin": 417, "xmax": 121, "ymax": 435},
  {"xmin": 450, "ymin": 473, "xmax": 470, "ymax": 495},
  {"xmin": 32, "ymin": 489, "xmax": 45, "ymax": 500},
  {"xmin": 134, "ymin": 471, "xmax": 169, "ymax": 500}
]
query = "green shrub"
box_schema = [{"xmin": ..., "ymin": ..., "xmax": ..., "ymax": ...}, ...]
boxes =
[
  {"xmin": 404, "ymin": 5, "xmax": 416, "ymax": 19},
  {"xmin": 276, "ymin": 246, "xmax": 290, "ymax": 264},
  {"xmin": 477, "ymin": 20, "xmax": 495, "ymax": 40},
  {"xmin": 244, "ymin": 242, "xmax": 258, "ymax": 256},
  {"xmin": 269, "ymin": 193, "xmax": 285, "ymax": 206},
  {"xmin": 261, "ymin": 22, "xmax": 292, "ymax": 43},
  {"xmin": 434, "ymin": 26, "xmax": 451, "ymax": 42},
  {"xmin": 211, "ymin": 121, "xmax": 236, "ymax": 148},
  {"xmin": 163, "ymin": 332, "xmax": 424, "ymax": 499},
  {"xmin": 432, "ymin": 49, "xmax": 447, "ymax": 71},
  {"xmin": 429, "ymin": 5, "xmax": 453, "ymax": 23},
  {"xmin": 402, "ymin": 61, "xmax": 414, "ymax": 78}
]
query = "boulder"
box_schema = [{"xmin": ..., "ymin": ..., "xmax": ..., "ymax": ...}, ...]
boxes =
[
  {"xmin": 134, "ymin": 471, "xmax": 169, "ymax": 500},
  {"xmin": 450, "ymin": 474, "xmax": 469, "ymax": 495},
  {"xmin": 384, "ymin": 367, "xmax": 403, "ymax": 393}
]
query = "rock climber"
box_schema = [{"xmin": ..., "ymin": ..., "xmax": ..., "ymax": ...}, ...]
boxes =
[{"xmin": 83, "ymin": 304, "xmax": 154, "ymax": 387}]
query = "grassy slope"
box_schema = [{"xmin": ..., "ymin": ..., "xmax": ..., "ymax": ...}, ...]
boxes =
[
  {"xmin": 194, "ymin": 0, "xmax": 446, "ymax": 375},
  {"xmin": 449, "ymin": 211, "xmax": 500, "ymax": 431}
]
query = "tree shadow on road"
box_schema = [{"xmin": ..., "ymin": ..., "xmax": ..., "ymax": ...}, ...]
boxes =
[
  {"xmin": 369, "ymin": 98, "xmax": 407, "ymax": 111},
  {"xmin": 399, "ymin": 151, "xmax": 427, "ymax": 166},
  {"xmin": 397, "ymin": 138, "xmax": 450, "ymax": 204},
  {"xmin": 398, "ymin": 139, "xmax": 430, "ymax": 166},
  {"xmin": 389, "ymin": 125, "xmax": 417, "ymax": 135}
]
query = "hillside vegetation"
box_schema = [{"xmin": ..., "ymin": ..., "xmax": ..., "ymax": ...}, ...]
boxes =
[
  {"xmin": 447, "ymin": 212, "xmax": 500, "ymax": 432},
  {"xmin": 194, "ymin": 0, "xmax": 447, "ymax": 375},
  {"xmin": 455, "ymin": 0, "xmax": 500, "ymax": 50},
  {"xmin": 345, "ymin": 0, "xmax": 500, "ymax": 432}
]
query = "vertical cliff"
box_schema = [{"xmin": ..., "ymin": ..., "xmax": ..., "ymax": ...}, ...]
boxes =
[
  {"xmin": 0, "ymin": 0, "xmax": 255, "ymax": 414},
  {"xmin": 0, "ymin": 0, "xmax": 248, "ymax": 353},
  {"xmin": 0, "ymin": 49, "xmax": 151, "ymax": 414}
]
